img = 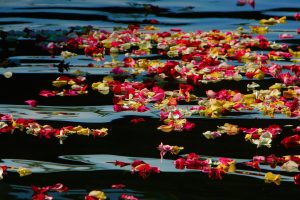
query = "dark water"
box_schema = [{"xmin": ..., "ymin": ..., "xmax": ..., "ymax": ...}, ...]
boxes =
[{"xmin": 0, "ymin": 0, "xmax": 300, "ymax": 199}]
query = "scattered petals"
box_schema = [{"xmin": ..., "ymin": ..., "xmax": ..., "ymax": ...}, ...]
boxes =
[{"xmin": 32, "ymin": 183, "xmax": 68, "ymax": 200}]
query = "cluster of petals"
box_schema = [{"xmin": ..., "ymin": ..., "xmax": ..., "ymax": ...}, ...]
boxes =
[
  {"xmin": 249, "ymin": 154, "xmax": 300, "ymax": 185},
  {"xmin": 281, "ymin": 134, "xmax": 300, "ymax": 148},
  {"xmin": 203, "ymin": 123, "xmax": 282, "ymax": 148},
  {"xmin": 173, "ymin": 153, "xmax": 299, "ymax": 184},
  {"xmin": 174, "ymin": 153, "xmax": 236, "ymax": 180},
  {"xmin": 0, "ymin": 165, "xmax": 29, "ymax": 181},
  {"xmin": 236, "ymin": 0, "xmax": 255, "ymax": 8},
  {"xmin": 0, "ymin": 113, "xmax": 108, "ymax": 144},
  {"xmin": 92, "ymin": 77, "xmax": 196, "ymax": 132},
  {"xmin": 203, "ymin": 123, "xmax": 300, "ymax": 149},
  {"xmin": 40, "ymin": 76, "xmax": 88, "ymax": 97},
  {"xmin": 259, "ymin": 16, "xmax": 286, "ymax": 26},
  {"xmin": 200, "ymin": 84, "xmax": 300, "ymax": 118},
  {"xmin": 32, "ymin": 183, "xmax": 68, "ymax": 200},
  {"xmin": 114, "ymin": 160, "xmax": 160, "ymax": 179},
  {"xmin": 40, "ymin": 21, "xmax": 300, "ymax": 69}
]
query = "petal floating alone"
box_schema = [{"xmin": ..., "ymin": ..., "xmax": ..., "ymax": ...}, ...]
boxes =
[
  {"xmin": 265, "ymin": 172, "xmax": 281, "ymax": 185},
  {"xmin": 25, "ymin": 100, "xmax": 38, "ymax": 108},
  {"xmin": 3, "ymin": 71, "xmax": 12, "ymax": 78}
]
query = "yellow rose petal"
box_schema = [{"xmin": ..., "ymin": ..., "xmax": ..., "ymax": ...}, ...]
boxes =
[
  {"xmin": 157, "ymin": 124, "xmax": 173, "ymax": 133},
  {"xmin": 265, "ymin": 172, "xmax": 280, "ymax": 185},
  {"xmin": 52, "ymin": 80, "xmax": 68, "ymax": 87},
  {"xmin": 88, "ymin": 190, "xmax": 107, "ymax": 200},
  {"xmin": 17, "ymin": 167, "xmax": 32, "ymax": 177},
  {"xmin": 3, "ymin": 71, "xmax": 13, "ymax": 78}
]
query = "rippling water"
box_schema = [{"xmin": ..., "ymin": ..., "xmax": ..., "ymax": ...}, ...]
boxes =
[{"xmin": 1, "ymin": 0, "xmax": 300, "ymax": 199}]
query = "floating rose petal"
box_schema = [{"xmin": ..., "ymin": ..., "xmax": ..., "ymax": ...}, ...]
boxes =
[
  {"xmin": 279, "ymin": 33, "xmax": 294, "ymax": 39},
  {"xmin": 93, "ymin": 128, "xmax": 108, "ymax": 137},
  {"xmin": 253, "ymin": 156, "xmax": 265, "ymax": 163},
  {"xmin": 25, "ymin": 100, "xmax": 38, "ymax": 108},
  {"xmin": 149, "ymin": 19, "xmax": 159, "ymax": 24},
  {"xmin": 170, "ymin": 28, "xmax": 182, "ymax": 32},
  {"xmin": 248, "ymin": 0, "xmax": 255, "ymax": 8},
  {"xmin": 130, "ymin": 118, "xmax": 145, "ymax": 124},
  {"xmin": 294, "ymin": 126, "xmax": 300, "ymax": 133},
  {"xmin": 85, "ymin": 190, "xmax": 107, "ymax": 200},
  {"xmin": 3, "ymin": 71, "xmax": 12, "ymax": 78},
  {"xmin": 111, "ymin": 67, "xmax": 124, "ymax": 75},
  {"xmin": 294, "ymin": 174, "xmax": 300, "ymax": 185},
  {"xmin": 264, "ymin": 172, "xmax": 280, "ymax": 185},
  {"xmin": 281, "ymin": 134, "xmax": 300, "ymax": 148},
  {"xmin": 281, "ymin": 160, "xmax": 299, "ymax": 172},
  {"xmin": 157, "ymin": 124, "xmax": 173, "ymax": 133},
  {"xmin": 236, "ymin": 0, "xmax": 246, "ymax": 6},
  {"xmin": 111, "ymin": 184, "xmax": 126, "ymax": 189},
  {"xmin": 244, "ymin": 161, "xmax": 261, "ymax": 170},
  {"xmin": 259, "ymin": 16, "xmax": 286, "ymax": 25},
  {"xmin": 249, "ymin": 26, "xmax": 268, "ymax": 34},
  {"xmin": 39, "ymin": 90, "xmax": 56, "ymax": 97},
  {"xmin": 295, "ymin": 13, "xmax": 300, "ymax": 20},
  {"xmin": 114, "ymin": 160, "xmax": 130, "ymax": 167},
  {"xmin": 123, "ymin": 57, "xmax": 136, "ymax": 68},
  {"xmin": 17, "ymin": 167, "xmax": 32, "ymax": 177},
  {"xmin": 174, "ymin": 158, "xmax": 186, "ymax": 169},
  {"xmin": 120, "ymin": 194, "xmax": 139, "ymax": 200},
  {"xmin": 32, "ymin": 183, "xmax": 68, "ymax": 200},
  {"xmin": 208, "ymin": 167, "xmax": 224, "ymax": 180},
  {"xmin": 157, "ymin": 142, "xmax": 184, "ymax": 162},
  {"xmin": 202, "ymin": 131, "xmax": 222, "ymax": 139},
  {"xmin": 0, "ymin": 166, "xmax": 7, "ymax": 180}
]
